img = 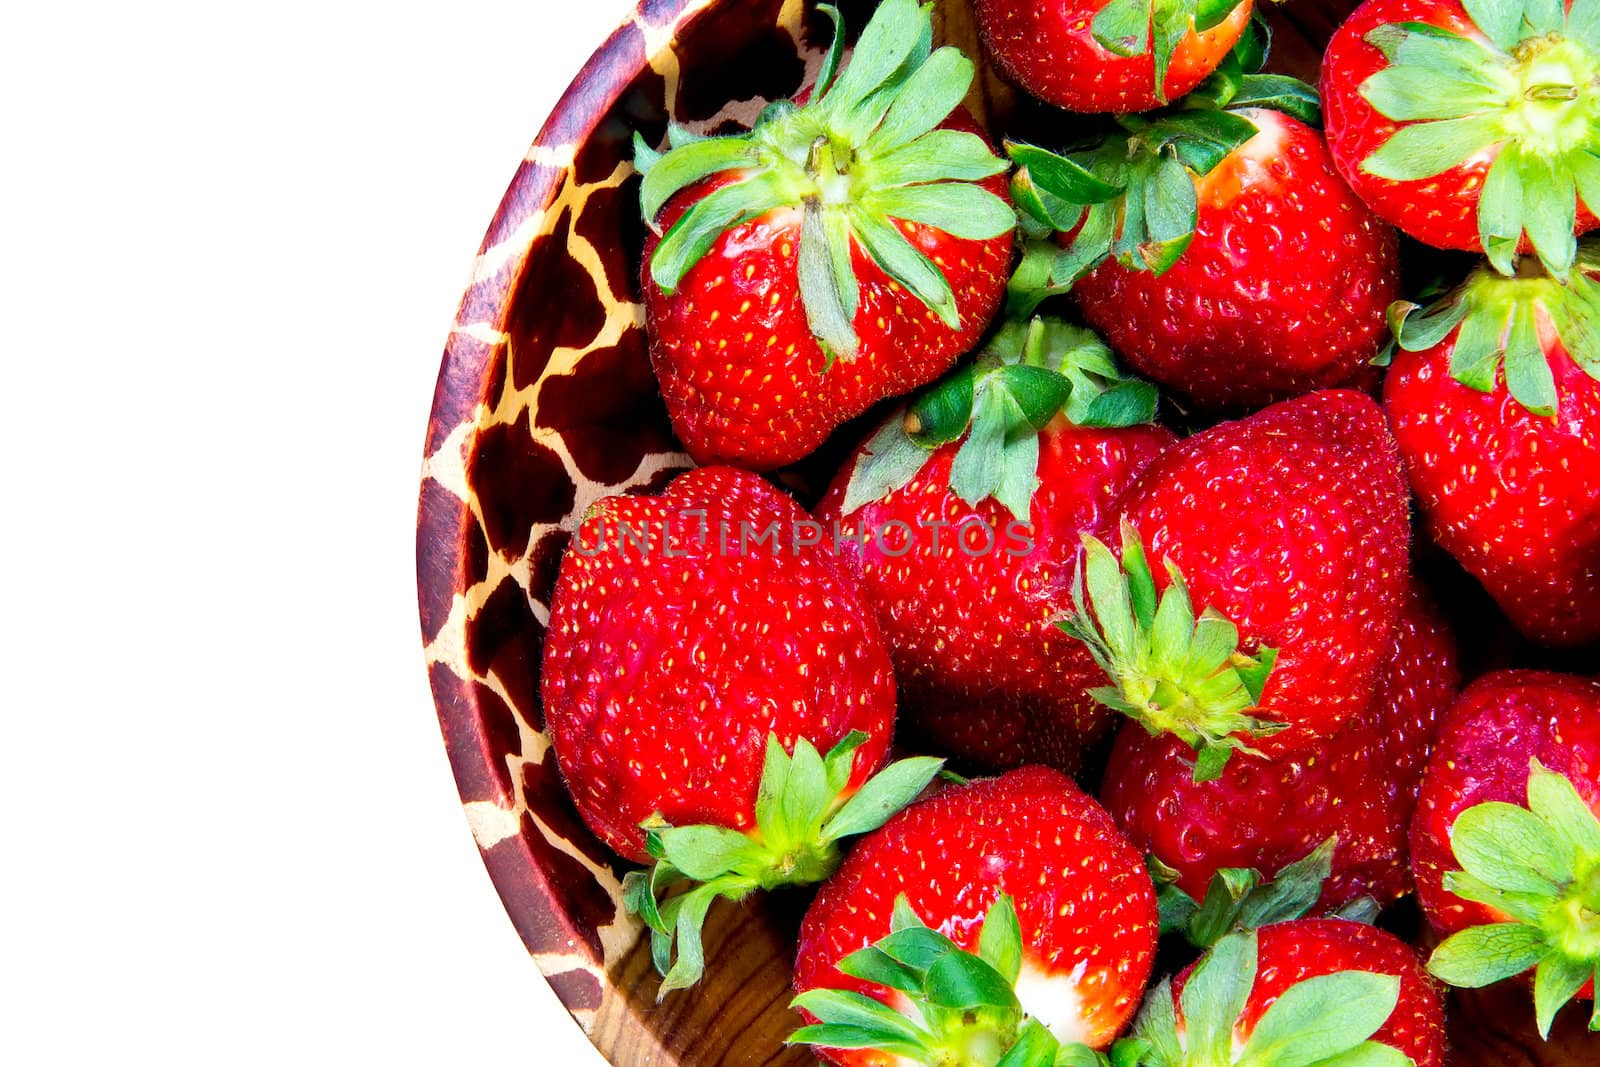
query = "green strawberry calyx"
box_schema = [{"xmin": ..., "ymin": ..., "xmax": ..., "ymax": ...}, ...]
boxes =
[
  {"xmin": 1090, "ymin": 0, "xmax": 1252, "ymax": 104},
  {"xmin": 1060, "ymin": 521, "xmax": 1284, "ymax": 783},
  {"xmin": 1426, "ymin": 759, "xmax": 1600, "ymax": 1038},
  {"xmin": 839, "ymin": 316, "xmax": 1159, "ymax": 522},
  {"xmin": 623, "ymin": 732, "xmax": 943, "ymax": 998},
  {"xmin": 1153, "ymin": 837, "xmax": 1382, "ymax": 949},
  {"xmin": 1003, "ymin": 24, "xmax": 1322, "ymax": 315},
  {"xmin": 633, "ymin": 0, "xmax": 1013, "ymax": 363},
  {"xmin": 790, "ymin": 894, "xmax": 1118, "ymax": 1067},
  {"xmin": 1383, "ymin": 247, "xmax": 1600, "ymax": 417},
  {"xmin": 1123, "ymin": 929, "xmax": 1413, "ymax": 1067},
  {"xmin": 1357, "ymin": 0, "xmax": 1600, "ymax": 280}
]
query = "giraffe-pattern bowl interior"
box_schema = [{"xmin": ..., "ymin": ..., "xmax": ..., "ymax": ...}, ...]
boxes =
[{"xmin": 415, "ymin": 2, "xmax": 1596, "ymax": 1062}]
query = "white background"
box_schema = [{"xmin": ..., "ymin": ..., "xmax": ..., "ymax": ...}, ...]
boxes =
[{"xmin": 3, "ymin": 1, "xmax": 638, "ymax": 1062}]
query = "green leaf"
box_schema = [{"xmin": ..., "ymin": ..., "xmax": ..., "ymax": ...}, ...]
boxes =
[
  {"xmin": 823, "ymin": 730, "xmax": 869, "ymax": 796},
  {"xmin": 779, "ymin": 737, "xmax": 831, "ymax": 846},
  {"xmin": 1503, "ymin": 297, "xmax": 1557, "ymax": 416},
  {"xmin": 1359, "ymin": 64, "xmax": 1503, "ymax": 122},
  {"xmin": 924, "ymin": 949, "xmax": 1021, "ymax": 1011},
  {"xmin": 655, "ymin": 824, "xmax": 764, "ymax": 881},
  {"xmin": 1443, "ymin": 869, "xmax": 1551, "ymax": 924},
  {"xmin": 1181, "ymin": 931, "xmax": 1258, "ymax": 1060},
  {"xmin": 1006, "ymin": 142, "xmax": 1124, "ymax": 206},
  {"xmin": 656, "ymin": 885, "xmax": 717, "ymax": 996},
  {"xmin": 1130, "ymin": 977, "xmax": 1184, "ymax": 1063},
  {"xmin": 949, "ymin": 386, "xmax": 1010, "ymax": 506},
  {"xmin": 1362, "ymin": 114, "xmax": 1507, "ymax": 182},
  {"xmin": 1310, "ymin": 1041, "xmax": 1415, "ymax": 1067},
  {"xmin": 1518, "ymin": 146, "xmax": 1579, "ymax": 277},
  {"xmin": 866, "ymin": 182, "xmax": 1017, "ymax": 241},
  {"xmin": 1078, "ymin": 379, "xmax": 1159, "ymax": 428},
  {"xmin": 838, "ymin": 945, "xmax": 923, "ymax": 996},
  {"xmin": 1428, "ymin": 922, "xmax": 1549, "ymax": 987},
  {"xmin": 1151, "ymin": 0, "xmax": 1197, "ymax": 104},
  {"xmin": 892, "ymin": 894, "xmax": 926, "ymax": 933},
  {"xmin": 798, "ymin": 200, "xmax": 860, "ymax": 362},
  {"xmin": 1155, "ymin": 109, "xmax": 1260, "ymax": 175},
  {"xmin": 1393, "ymin": 293, "xmax": 1471, "ymax": 352},
  {"xmin": 1525, "ymin": 0, "xmax": 1564, "ymax": 34},
  {"xmin": 820, "ymin": 755, "xmax": 944, "ymax": 843},
  {"xmin": 650, "ymin": 173, "xmax": 788, "ymax": 293},
  {"xmin": 1002, "ymin": 1020, "xmax": 1070, "ymax": 1067},
  {"xmin": 849, "ymin": 207, "xmax": 959, "ymax": 328},
  {"xmin": 1534, "ymin": 954, "xmax": 1592, "ymax": 1039},
  {"xmin": 841, "ymin": 414, "xmax": 934, "ymax": 515},
  {"xmin": 994, "ymin": 364, "xmax": 1077, "ymax": 430},
  {"xmin": 753, "ymin": 734, "xmax": 792, "ymax": 842},
  {"xmin": 874, "ymin": 130, "xmax": 1010, "ymax": 186},
  {"xmin": 1236, "ymin": 838, "xmax": 1337, "ymax": 931},
  {"xmin": 978, "ymin": 895, "xmax": 1025, "ymax": 987},
  {"xmin": 1235, "ymin": 971, "xmax": 1400, "ymax": 1067},
  {"xmin": 907, "ymin": 365, "xmax": 978, "ymax": 447},
  {"xmin": 1451, "ymin": 800, "xmax": 1572, "ymax": 894},
  {"xmin": 865, "ymin": 46, "xmax": 976, "ymax": 152},
  {"xmin": 1188, "ymin": 866, "xmax": 1259, "ymax": 949},
  {"xmin": 787, "ymin": 1023, "xmax": 926, "ymax": 1058},
  {"xmin": 1195, "ymin": 0, "xmax": 1243, "ymax": 32},
  {"xmin": 1527, "ymin": 761, "xmax": 1600, "ymax": 858},
  {"xmin": 1230, "ymin": 74, "xmax": 1323, "ymax": 126},
  {"xmin": 633, "ymin": 131, "xmax": 663, "ymax": 176},
  {"xmin": 1479, "ymin": 145, "xmax": 1525, "ymax": 277},
  {"xmin": 820, "ymin": 0, "xmax": 924, "ymax": 119},
  {"xmin": 812, "ymin": 4, "xmax": 846, "ymax": 101},
  {"xmin": 1093, "ymin": 0, "xmax": 1153, "ymax": 58},
  {"xmin": 1463, "ymin": 0, "xmax": 1525, "ymax": 50},
  {"xmin": 1139, "ymin": 153, "xmax": 1199, "ymax": 275},
  {"xmin": 640, "ymin": 137, "xmax": 761, "ymax": 221},
  {"xmin": 878, "ymin": 926, "xmax": 961, "ymax": 974},
  {"xmin": 996, "ymin": 424, "xmax": 1041, "ymax": 522},
  {"xmin": 1193, "ymin": 743, "xmax": 1234, "ymax": 782},
  {"xmin": 1448, "ymin": 295, "xmax": 1512, "ymax": 392},
  {"xmin": 789, "ymin": 988, "xmax": 929, "ymax": 1044},
  {"xmin": 1571, "ymin": 0, "xmax": 1600, "ymax": 48}
]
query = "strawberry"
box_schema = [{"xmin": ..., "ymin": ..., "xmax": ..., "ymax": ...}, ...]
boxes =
[
  {"xmin": 1006, "ymin": 39, "xmax": 1399, "ymax": 411},
  {"xmin": 1322, "ymin": 0, "xmax": 1600, "ymax": 279},
  {"xmin": 636, "ymin": 0, "xmax": 1015, "ymax": 471},
  {"xmin": 1128, "ymin": 920, "xmax": 1446, "ymax": 1067},
  {"xmin": 973, "ymin": 0, "xmax": 1255, "ymax": 114},
  {"xmin": 814, "ymin": 317, "xmax": 1175, "ymax": 773},
  {"xmin": 1409, "ymin": 669, "xmax": 1600, "ymax": 1036},
  {"xmin": 1383, "ymin": 255, "xmax": 1600, "ymax": 646},
  {"xmin": 1105, "ymin": 582, "xmax": 1460, "ymax": 918},
  {"xmin": 790, "ymin": 766, "xmax": 1158, "ymax": 1062},
  {"xmin": 543, "ymin": 466, "xmax": 941, "ymax": 994},
  {"xmin": 1062, "ymin": 390, "xmax": 1411, "ymax": 778}
]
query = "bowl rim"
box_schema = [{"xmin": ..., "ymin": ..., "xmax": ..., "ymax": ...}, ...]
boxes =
[{"xmin": 414, "ymin": 0, "xmax": 710, "ymax": 1040}]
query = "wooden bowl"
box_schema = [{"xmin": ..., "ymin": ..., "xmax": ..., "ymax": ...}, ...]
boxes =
[{"xmin": 415, "ymin": 1, "xmax": 1595, "ymax": 1062}]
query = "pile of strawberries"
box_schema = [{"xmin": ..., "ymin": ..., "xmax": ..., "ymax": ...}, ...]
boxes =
[{"xmin": 539, "ymin": 0, "xmax": 1600, "ymax": 1062}]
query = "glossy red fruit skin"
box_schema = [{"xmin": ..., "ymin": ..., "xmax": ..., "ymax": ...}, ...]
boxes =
[
  {"xmin": 1322, "ymin": 0, "xmax": 1600, "ymax": 252},
  {"xmin": 1384, "ymin": 329, "xmax": 1600, "ymax": 646},
  {"xmin": 794, "ymin": 767, "xmax": 1158, "ymax": 1062},
  {"xmin": 1411, "ymin": 671, "xmax": 1600, "ymax": 948},
  {"xmin": 973, "ymin": 0, "xmax": 1254, "ymax": 113},
  {"xmin": 1171, "ymin": 919, "xmax": 1447, "ymax": 1067},
  {"xmin": 1074, "ymin": 110, "xmax": 1401, "ymax": 411},
  {"xmin": 541, "ymin": 467, "xmax": 896, "ymax": 863},
  {"xmin": 815, "ymin": 419, "xmax": 1177, "ymax": 773},
  {"xmin": 1104, "ymin": 584, "xmax": 1459, "ymax": 908},
  {"xmin": 642, "ymin": 115, "xmax": 1012, "ymax": 472},
  {"xmin": 1104, "ymin": 390, "xmax": 1410, "ymax": 748}
]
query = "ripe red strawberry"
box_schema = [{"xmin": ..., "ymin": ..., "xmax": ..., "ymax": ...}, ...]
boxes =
[
  {"xmin": 1006, "ymin": 48, "xmax": 1399, "ymax": 410},
  {"xmin": 543, "ymin": 466, "xmax": 940, "ymax": 994},
  {"xmin": 1063, "ymin": 390, "xmax": 1410, "ymax": 777},
  {"xmin": 1383, "ymin": 257, "xmax": 1600, "ymax": 646},
  {"xmin": 1323, "ymin": 0, "xmax": 1600, "ymax": 278},
  {"xmin": 973, "ymin": 0, "xmax": 1255, "ymax": 113},
  {"xmin": 791, "ymin": 767, "xmax": 1158, "ymax": 1062},
  {"xmin": 1409, "ymin": 669, "xmax": 1600, "ymax": 1036},
  {"xmin": 1104, "ymin": 582, "xmax": 1460, "ymax": 914},
  {"xmin": 814, "ymin": 317, "xmax": 1175, "ymax": 773},
  {"xmin": 637, "ymin": 0, "xmax": 1014, "ymax": 471},
  {"xmin": 1133, "ymin": 920, "xmax": 1446, "ymax": 1067}
]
